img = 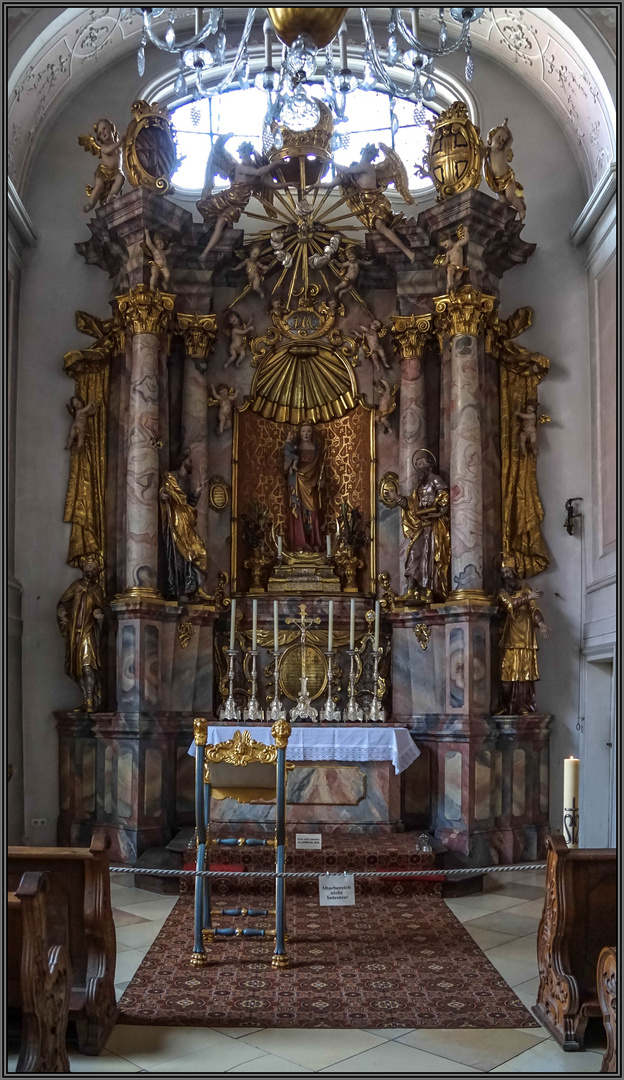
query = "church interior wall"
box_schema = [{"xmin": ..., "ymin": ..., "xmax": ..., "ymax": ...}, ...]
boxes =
[{"xmin": 11, "ymin": 30, "xmax": 614, "ymax": 848}]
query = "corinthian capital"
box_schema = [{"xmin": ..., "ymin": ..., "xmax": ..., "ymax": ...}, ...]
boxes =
[
  {"xmin": 175, "ymin": 312, "xmax": 218, "ymax": 360},
  {"xmin": 116, "ymin": 284, "xmax": 175, "ymax": 335},
  {"xmin": 434, "ymin": 285, "xmax": 496, "ymax": 340},
  {"xmin": 391, "ymin": 314, "xmax": 434, "ymax": 360}
]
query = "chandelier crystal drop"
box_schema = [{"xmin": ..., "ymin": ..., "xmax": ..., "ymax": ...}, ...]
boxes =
[{"xmin": 134, "ymin": 6, "xmax": 484, "ymax": 129}]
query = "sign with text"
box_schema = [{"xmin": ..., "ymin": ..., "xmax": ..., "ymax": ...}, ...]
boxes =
[
  {"xmin": 296, "ymin": 833, "xmax": 322, "ymax": 850},
  {"xmin": 319, "ymin": 873, "xmax": 355, "ymax": 906}
]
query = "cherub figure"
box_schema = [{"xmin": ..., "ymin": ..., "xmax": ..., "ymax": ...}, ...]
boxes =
[
  {"xmin": 78, "ymin": 118, "xmax": 124, "ymax": 213},
  {"xmin": 374, "ymin": 378, "xmax": 400, "ymax": 434},
  {"xmin": 144, "ymin": 229, "xmax": 171, "ymax": 292},
  {"xmin": 224, "ymin": 311, "xmax": 254, "ymax": 369},
  {"xmin": 333, "ymin": 247, "xmax": 362, "ymax": 300},
  {"xmin": 435, "ymin": 225, "xmax": 470, "ymax": 293},
  {"xmin": 316, "ymin": 143, "xmax": 415, "ymax": 262},
  {"xmin": 359, "ymin": 319, "xmax": 390, "ymax": 377},
  {"xmin": 516, "ymin": 398, "xmax": 550, "ymax": 456},
  {"xmin": 66, "ymin": 396, "xmax": 100, "ymax": 452},
  {"xmin": 198, "ymin": 137, "xmax": 280, "ymax": 258},
  {"xmin": 239, "ymin": 244, "xmax": 271, "ymax": 298},
  {"xmin": 484, "ymin": 119, "xmax": 527, "ymax": 220},
  {"xmin": 209, "ymin": 384, "xmax": 239, "ymax": 435}
]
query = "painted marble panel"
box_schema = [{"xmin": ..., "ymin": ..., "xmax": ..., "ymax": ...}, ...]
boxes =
[
  {"xmin": 82, "ymin": 744, "xmax": 96, "ymax": 813},
  {"xmin": 193, "ymin": 624, "xmax": 213, "ymax": 711},
  {"xmin": 125, "ymin": 334, "xmax": 160, "ymax": 591},
  {"xmin": 448, "ymin": 626, "xmax": 465, "ymax": 710},
  {"xmin": 398, "ymin": 353, "xmax": 427, "ymax": 589},
  {"xmin": 512, "ymin": 748, "xmax": 526, "ymax": 817},
  {"xmin": 392, "ymin": 624, "xmax": 446, "ymax": 718},
  {"xmin": 117, "ymin": 747, "xmax": 134, "ymax": 819},
  {"xmin": 450, "ymin": 334, "xmax": 483, "ymax": 591},
  {"xmin": 539, "ymin": 746, "xmax": 549, "ymax": 814},
  {"xmin": 444, "ymin": 750, "xmax": 463, "ymax": 821},
  {"xmin": 143, "ymin": 623, "xmax": 159, "ymax": 708},
  {"xmin": 104, "ymin": 745, "xmax": 113, "ymax": 814},
  {"xmin": 182, "ymin": 356, "xmax": 210, "ymax": 548},
  {"xmin": 144, "ymin": 747, "xmax": 162, "ymax": 818},
  {"xmin": 492, "ymin": 749, "xmax": 503, "ymax": 819},
  {"xmin": 118, "ymin": 623, "xmax": 137, "ymax": 710},
  {"xmin": 474, "ymin": 750, "xmax": 491, "ymax": 821},
  {"xmin": 472, "ymin": 625, "xmax": 487, "ymax": 710}
]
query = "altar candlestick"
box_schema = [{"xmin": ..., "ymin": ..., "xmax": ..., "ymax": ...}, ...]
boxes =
[
  {"xmin": 277, "ymin": 535, "xmax": 283, "ymax": 559},
  {"xmin": 273, "ymin": 600, "xmax": 279, "ymax": 653},
  {"xmin": 563, "ymin": 756, "xmax": 580, "ymax": 848},
  {"xmin": 349, "ymin": 598, "xmax": 355, "ymax": 650},
  {"xmin": 252, "ymin": 598, "xmax": 258, "ymax": 651},
  {"xmin": 327, "ymin": 600, "xmax": 334, "ymax": 652},
  {"xmin": 374, "ymin": 600, "xmax": 380, "ymax": 652},
  {"xmin": 326, "ymin": 533, "xmax": 332, "ymax": 558},
  {"xmin": 229, "ymin": 598, "xmax": 236, "ymax": 650}
]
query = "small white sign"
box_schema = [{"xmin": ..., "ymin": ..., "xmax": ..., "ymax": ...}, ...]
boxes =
[
  {"xmin": 296, "ymin": 833, "xmax": 322, "ymax": 850},
  {"xmin": 319, "ymin": 873, "xmax": 355, "ymax": 907}
]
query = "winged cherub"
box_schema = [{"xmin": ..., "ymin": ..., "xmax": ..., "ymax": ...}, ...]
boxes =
[
  {"xmin": 66, "ymin": 396, "xmax": 100, "ymax": 451},
  {"xmin": 434, "ymin": 225, "xmax": 470, "ymax": 293},
  {"xmin": 224, "ymin": 311, "xmax": 254, "ymax": 369},
  {"xmin": 209, "ymin": 383, "xmax": 239, "ymax": 435},
  {"xmin": 315, "ymin": 143, "xmax": 416, "ymax": 262},
  {"xmin": 359, "ymin": 319, "xmax": 390, "ymax": 377},
  {"xmin": 197, "ymin": 136, "xmax": 280, "ymax": 258},
  {"xmin": 484, "ymin": 119, "xmax": 527, "ymax": 220},
  {"xmin": 374, "ymin": 378, "xmax": 400, "ymax": 435},
  {"xmin": 78, "ymin": 118, "xmax": 124, "ymax": 213}
]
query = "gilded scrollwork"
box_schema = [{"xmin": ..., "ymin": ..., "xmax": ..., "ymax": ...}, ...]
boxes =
[{"xmin": 204, "ymin": 729, "xmax": 279, "ymax": 768}]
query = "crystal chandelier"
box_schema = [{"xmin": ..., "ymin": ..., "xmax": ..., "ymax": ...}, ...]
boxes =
[{"xmin": 135, "ymin": 7, "xmax": 484, "ymax": 135}]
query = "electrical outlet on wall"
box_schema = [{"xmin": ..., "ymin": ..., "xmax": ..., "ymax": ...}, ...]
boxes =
[{"xmin": 31, "ymin": 817, "xmax": 47, "ymax": 827}]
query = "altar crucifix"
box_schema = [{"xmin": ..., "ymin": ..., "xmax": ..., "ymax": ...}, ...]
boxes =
[{"xmin": 286, "ymin": 604, "xmax": 321, "ymax": 722}]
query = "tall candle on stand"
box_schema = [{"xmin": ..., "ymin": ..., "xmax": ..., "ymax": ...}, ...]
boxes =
[
  {"xmin": 252, "ymin": 598, "xmax": 258, "ymax": 652},
  {"xmin": 374, "ymin": 600, "xmax": 380, "ymax": 652},
  {"xmin": 229, "ymin": 598, "xmax": 236, "ymax": 650},
  {"xmin": 326, "ymin": 533, "xmax": 332, "ymax": 558},
  {"xmin": 563, "ymin": 756, "xmax": 580, "ymax": 848},
  {"xmin": 349, "ymin": 598, "xmax": 355, "ymax": 650},
  {"xmin": 277, "ymin": 535, "xmax": 283, "ymax": 559},
  {"xmin": 273, "ymin": 600, "xmax": 279, "ymax": 653},
  {"xmin": 327, "ymin": 600, "xmax": 334, "ymax": 652}
]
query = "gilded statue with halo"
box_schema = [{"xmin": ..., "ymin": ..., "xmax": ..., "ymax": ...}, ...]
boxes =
[
  {"xmin": 496, "ymin": 559, "xmax": 550, "ymax": 715},
  {"xmin": 159, "ymin": 448, "xmax": 208, "ymax": 601},
  {"xmin": 380, "ymin": 450, "xmax": 450, "ymax": 603}
]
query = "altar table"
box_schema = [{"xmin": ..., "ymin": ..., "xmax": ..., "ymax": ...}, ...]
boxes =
[{"xmin": 188, "ymin": 725, "xmax": 419, "ymax": 832}]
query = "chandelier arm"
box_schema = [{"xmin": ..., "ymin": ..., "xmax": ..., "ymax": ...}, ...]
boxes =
[
  {"xmin": 393, "ymin": 8, "xmax": 471, "ymax": 58},
  {"xmin": 202, "ymin": 8, "xmax": 258, "ymax": 96},
  {"xmin": 142, "ymin": 15, "xmax": 216, "ymax": 54},
  {"xmin": 359, "ymin": 9, "xmax": 405, "ymax": 97}
]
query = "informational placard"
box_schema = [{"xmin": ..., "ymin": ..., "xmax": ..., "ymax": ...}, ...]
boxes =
[
  {"xmin": 296, "ymin": 833, "xmax": 322, "ymax": 850},
  {"xmin": 319, "ymin": 873, "xmax": 355, "ymax": 906}
]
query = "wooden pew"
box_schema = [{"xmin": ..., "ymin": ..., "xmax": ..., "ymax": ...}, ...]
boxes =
[
  {"xmin": 597, "ymin": 946, "xmax": 617, "ymax": 1073},
  {"xmin": 8, "ymin": 871, "xmax": 71, "ymax": 1072},
  {"xmin": 534, "ymin": 834, "xmax": 617, "ymax": 1050},
  {"xmin": 8, "ymin": 833, "xmax": 118, "ymax": 1055}
]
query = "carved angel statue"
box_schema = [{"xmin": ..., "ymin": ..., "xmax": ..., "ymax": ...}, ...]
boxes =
[
  {"xmin": 309, "ymin": 234, "xmax": 340, "ymax": 270},
  {"xmin": 78, "ymin": 118, "xmax": 124, "ymax": 213},
  {"xmin": 239, "ymin": 244, "xmax": 272, "ymax": 299},
  {"xmin": 374, "ymin": 378, "xmax": 400, "ymax": 434},
  {"xmin": 224, "ymin": 311, "xmax": 254, "ymax": 369},
  {"xmin": 198, "ymin": 136, "xmax": 279, "ymax": 258},
  {"xmin": 209, "ymin": 383, "xmax": 239, "ymax": 435},
  {"xmin": 144, "ymin": 229, "xmax": 171, "ymax": 292},
  {"xmin": 317, "ymin": 143, "xmax": 415, "ymax": 262},
  {"xmin": 333, "ymin": 247, "xmax": 363, "ymax": 299},
  {"xmin": 516, "ymin": 398, "xmax": 551, "ymax": 456},
  {"xmin": 484, "ymin": 119, "xmax": 526, "ymax": 220},
  {"xmin": 66, "ymin": 396, "xmax": 100, "ymax": 452},
  {"xmin": 359, "ymin": 320, "xmax": 390, "ymax": 377},
  {"xmin": 434, "ymin": 225, "xmax": 470, "ymax": 293}
]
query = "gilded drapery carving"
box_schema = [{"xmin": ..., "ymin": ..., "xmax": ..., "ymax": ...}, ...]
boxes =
[{"xmin": 488, "ymin": 307, "xmax": 550, "ymax": 578}]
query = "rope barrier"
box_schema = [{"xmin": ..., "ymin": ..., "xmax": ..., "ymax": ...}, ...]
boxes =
[{"xmin": 110, "ymin": 863, "xmax": 546, "ymax": 881}]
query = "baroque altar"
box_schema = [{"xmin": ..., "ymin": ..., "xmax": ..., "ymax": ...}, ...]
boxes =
[{"xmin": 56, "ymin": 96, "xmax": 552, "ymax": 867}]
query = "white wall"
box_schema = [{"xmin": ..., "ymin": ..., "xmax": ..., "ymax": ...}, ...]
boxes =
[{"xmin": 14, "ymin": 42, "xmax": 609, "ymax": 846}]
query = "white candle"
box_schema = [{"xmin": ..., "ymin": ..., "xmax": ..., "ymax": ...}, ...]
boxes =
[
  {"xmin": 338, "ymin": 23, "xmax": 348, "ymax": 69},
  {"xmin": 229, "ymin": 598, "xmax": 236, "ymax": 650},
  {"xmin": 327, "ymin": 600, "xmax": 334, "ymax": 653},
  {"xmin": 374, "ymin": 600, "xmax": 380, "ymax": 652},
  {"xmin": 326, "ymin": 533, "xmax": 332, "ymax": 558},
  {"xmin": 277, "ymin": 535, "xmax": 283, "ymax": 559},
  {"xmin": 252, "ymin": 598, "xmax": 258, "ymax": 652},
  {"xmin": 273, "ymin": 600, "xmax": 279, "ymax": 654},
  {"xmin": 349, "ymin": 598, "xmax": 355, "ymax": 650},
  {"xmin": 563, "ymin": 756, "xmax": 580, "ymax": 848},
  {"xmin": 263, "ymin": 17, "xmax": 273, "ymax": 69}
]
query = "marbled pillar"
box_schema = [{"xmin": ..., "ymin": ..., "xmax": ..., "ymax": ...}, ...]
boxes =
[
  {"xmin": 391, "ymin": 315, "xmax": 432, "ymax": 590},
  {"xmin": 178, "ymin": 314, "xmax": 217, "ymax": 552},
  {"xmin": 435, "ymin": 287, "xmax": 495, "ymax": 601},
  {"xmin": 117, "ymin": 286, "xmax": 175, "ymax": 594}
]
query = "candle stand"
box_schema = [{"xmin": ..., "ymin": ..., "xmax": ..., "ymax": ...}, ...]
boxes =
[
  {"xmin": 266, "ymin": 649, "xmax": 286, "ymax": 722},
  {"xmin": 290, "ymin": 676, "xmax": 318, "ymax": 723},
  {"xmin": 320, "ymin": 650, "xmax": 341, "ymax": 723},
  {"xmin": 343, "ymin": 648, "xmax": 363, "ymax": 723},
  {"xmin": 368, "ymin": 647, "xmax": 386, "ymax": 723},
  {"xmin": 219, "ymin": 648, "xmax": 241, "ymax": 721},
  {"xmin": 243, "ymin": 648, "xmax": 264, "ymax": 722}
]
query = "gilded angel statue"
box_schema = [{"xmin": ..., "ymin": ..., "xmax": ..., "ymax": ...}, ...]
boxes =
[
  {"xmin": 197, "ymin": 135, "xmax": 279, "ymax": 258},
  {"xmin": 316, "ymin": 143, "xmax": 416, "ymax": 262},
  {"xmin": 434, "ymin": 225, "xmax": 470, "ymax": 293},
  {"xmin": 78, "ymin": 118, "xmax": 124, "ymax": 213},
  {"xmin": 484, "ymin": 119, "xmax": 527, "ymax": 220}
]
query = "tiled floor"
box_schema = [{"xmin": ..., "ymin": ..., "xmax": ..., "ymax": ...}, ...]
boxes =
[{"xmin": 7, "ymin": 869, "xmax": 606, "ymax": 1075}]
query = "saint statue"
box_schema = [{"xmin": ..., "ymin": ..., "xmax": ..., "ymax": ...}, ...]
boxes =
[
  {"xmin": 384, "ymin": 450, "xmax": 450, "ymax": 602},
  {"xmin": 56, "ymin": 554, "xmax": 106, "ymax": 712},
  {"xmin": 496, "ymin": 563, "xmax": 550, "ymax": 714},
  {"xmin": 159, "ymin": 448, "xmax": 208, "ymax": 601},
  {"xmin": 283, "ymin": 422, "xmax": 325, "ymax": 552}
]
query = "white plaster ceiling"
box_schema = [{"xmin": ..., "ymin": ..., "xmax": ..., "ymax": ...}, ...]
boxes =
[{"xmin": 8, "ymin": 6, "xmax": 616, "ymax": 198}]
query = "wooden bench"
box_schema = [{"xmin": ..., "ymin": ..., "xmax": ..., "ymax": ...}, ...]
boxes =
[
  {"xmin": 534, "ymin": 834, "xmax": 617, "ymax": 1050},
  {"xmin": 8, "ymin": 833, "xmax": 118, "ymax": 1055},
  {"xmin": 8, "ymin": 871, "xmax": 71, "ymax": 1072},
  {"xmin": 597, "ymin": 946, "xmax": 617, "ymax": 1073}
]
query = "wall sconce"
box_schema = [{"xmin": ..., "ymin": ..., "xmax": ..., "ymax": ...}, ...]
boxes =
[{"xmin": 564, "ymin": 497, "xmax": 582, "ymax": 536}]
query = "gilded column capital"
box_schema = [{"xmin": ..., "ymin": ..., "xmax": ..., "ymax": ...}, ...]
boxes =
[
  {"xmin": 176, "ymin": 312, "xmax": 218, "ymax": 360},
  {"xmin": 391, "ymin": 314, "xmax": 434, "ymax": 360},
  {"xmin": 116, "ymin": 284, "xmax": 175, "ymax": 335},
  {"xmin": 434, "ymin": 285, "xmax": 497, "ymax": 339}
]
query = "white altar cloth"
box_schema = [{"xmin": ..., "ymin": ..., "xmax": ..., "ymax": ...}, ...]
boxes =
[{"xmin": 188, "ymin": 725, "xmax": 419, "ymax": 775}]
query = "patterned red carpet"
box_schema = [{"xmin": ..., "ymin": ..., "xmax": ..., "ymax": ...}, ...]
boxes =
[{"xmin": 118, "ymin": 889, "xmax": 538, "ymax": 1030}]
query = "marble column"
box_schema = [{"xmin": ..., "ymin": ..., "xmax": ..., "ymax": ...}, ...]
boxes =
[
  {"xmin": 117, "ymin": 285, "xmax": 175, "ymax": 596},
  {"xmin": 435, "ymin": 286, "xmax": 495, "ymax": 602},
  {"xmin": 177, "ymin": 313, "xmax": 217, "ymax": 552},
  {"xmin": 391, "ymin": 314, "xmax": 433, "ymax": 591}
]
